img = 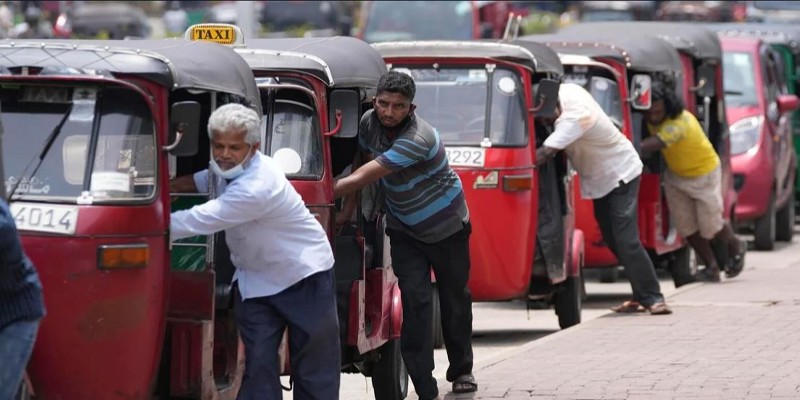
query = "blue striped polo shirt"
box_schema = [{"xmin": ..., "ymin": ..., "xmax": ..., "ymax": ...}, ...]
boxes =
[{"xmin": 359, "ymin": 110, "xmax": 469, "ymax": 243}]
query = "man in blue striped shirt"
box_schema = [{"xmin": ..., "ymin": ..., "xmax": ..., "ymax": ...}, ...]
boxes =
[{"xmin": 334, "ymin": 71, "xmax": 476, "ymax": 399}]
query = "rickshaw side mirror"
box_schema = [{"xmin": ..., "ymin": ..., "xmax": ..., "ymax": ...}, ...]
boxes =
[
  {"xmin": 532, "ymin": 79, "xmax": 560, "ymax": 119},
  {"xmin": 630, "ymin": 74, "xmax": 652, "ymax": 110},
  {"xmin": 694, "ymin": 64, "xmax": 716, "ymax": 98},
  {"xmin": 777, "ymin": 94, "xmax": 800, "ymax": 114},
  {"xmin": 328, "ymin": 90, "xmax": 359, "ymax": 138},
  {"xmin": 166, "ymin": 101, "xmax": 201, "ymax": 157}
]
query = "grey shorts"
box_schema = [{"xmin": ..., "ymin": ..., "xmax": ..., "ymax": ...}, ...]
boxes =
[{"xmin": 664, "ymin": 166, "xmax": 724, "ymax": 240}]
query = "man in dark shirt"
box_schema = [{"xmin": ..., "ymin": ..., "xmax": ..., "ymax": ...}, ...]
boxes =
[
  {"xmin": 334, "ymin": 71, "xmax": 476, "ymax": 399},
  {"xmin": 0, "ymin": 199, "xmax": 45, "ymax": 399}
]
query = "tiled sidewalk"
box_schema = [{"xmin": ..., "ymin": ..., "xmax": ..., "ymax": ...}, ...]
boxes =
[{"xmin": 432, "ymin": 245, "xmax": 800, "ymax": 400}]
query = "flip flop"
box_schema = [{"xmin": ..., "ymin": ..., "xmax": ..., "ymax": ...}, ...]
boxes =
[
  {"xmin": 646, "ymin": 302, "xmax": 673, "ymax": 315},
  {"xmin": 452, "ymin": 373, "xmax": 478, "ymax": 394},
  {"xmin": 610, "ymin": 300, "xmax": 646, "ymax": 313}
]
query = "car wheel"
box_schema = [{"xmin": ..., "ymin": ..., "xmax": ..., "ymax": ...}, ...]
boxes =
[
  {"xmin": 670, "ymin": 246, "xmax": 696, "ymax": 288},
  {"xmin": 431, "ymin": 284, "xmax": 444, "ymax": 350},
  {"xmin": 754, "ymin": 194, "xmax": 776, "ymax": 250},
  {"xmin": 554, "ymin": 274, "xmax": 582, "ymax": 329},
  {"xmin": 775, "ymin": 198, "xmax": 794, "ymax": 242},
  {"xmin": 371, "ymin": 339, "xmax": 409, "ymax": 400}
]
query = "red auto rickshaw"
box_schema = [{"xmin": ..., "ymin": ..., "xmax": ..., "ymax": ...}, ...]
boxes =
[
  {"xmin": 522, "ymin": 31, "xmax": 695, "ymax": 286},
  {"xmin": 3, "ymin": 38, "xmax": 260, "ymax": 398},
  {"xmin": 554, "ymin": 22, "xmax": 739, "ymax": 283},
  {"xmin": 183, "ymin": 23, "xmax": 408, "ymax": 398},
  {"xmin": 374, "ymin": 40, "xmax": 584, "ymax": 329}
]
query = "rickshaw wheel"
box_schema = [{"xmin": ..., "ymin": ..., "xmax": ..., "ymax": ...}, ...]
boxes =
[
  {"xmin": 754, "ymin": 194, "xmax": 776, "ymax": 250},
  {"xmin": 431, "ymin": 284, "xmax": 444, "ymax": 349},
  {"xmin": 775, "ymin": 198, "xmax": 794, "ymax": 242},
  {"xmin": 554, "ymin": 275, "xmax": 582, "ymax": 329},
  {"xmin": 670, "ymin": 245, "xmax": 696, "ymax": 288},
  {"xmin": 371, "ymin": 339, "xmax": 409, "ymax": 400}
]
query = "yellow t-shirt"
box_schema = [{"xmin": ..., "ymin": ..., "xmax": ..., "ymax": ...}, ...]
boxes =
[{"xmin": 647, "ymin": 110, "xmax": 720, "ymax": 177}]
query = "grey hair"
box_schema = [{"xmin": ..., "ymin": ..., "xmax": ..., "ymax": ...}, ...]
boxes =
[{"xmin": 207, "ymin": 103, "xmax": 262, "ymax": 145}]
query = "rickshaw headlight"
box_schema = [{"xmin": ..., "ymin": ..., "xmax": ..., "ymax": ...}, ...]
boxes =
[
  {"xmin": 729, "ymin": 116, "xmax": 763, "ymax": 156},
  {"xmin": 98, "ymin": 244, "xmax": 149, "ymax": 269}
]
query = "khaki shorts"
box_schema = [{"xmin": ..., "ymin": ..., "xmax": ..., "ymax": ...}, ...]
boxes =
[{"xmin": 663, "ymin": 166, "xmax": 724, "ymax": 239}]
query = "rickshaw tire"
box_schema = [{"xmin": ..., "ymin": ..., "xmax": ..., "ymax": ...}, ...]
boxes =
[
  {"xmin": 670, "ymin": 246, "xmax": 696, "ymax": 288},
  {"xmin": 754, "ymin": 195, "xmax": 776, "ymax": 251},
  {"xmin": 554, "ymin": 275, "xmax": 582, "ymax": 329},
  {"xmin": 371, "ymin": 339, "xmax": 409, "ymax": 400},
  {"xmin": 598, "ymin": 267, "xmax": 619, "ymax": 283},
  {"xmin": 775, "ymin": 198, "xmax": 794, "ymax": 242},
  {"xmin": 431, "ymin": 284, "xmax": 444, "ymax": 350}
]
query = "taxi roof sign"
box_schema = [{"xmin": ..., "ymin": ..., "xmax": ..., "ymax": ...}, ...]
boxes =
[{"xmin": 185, "ymin": 24, "xmax": 245, "ymax": 47}]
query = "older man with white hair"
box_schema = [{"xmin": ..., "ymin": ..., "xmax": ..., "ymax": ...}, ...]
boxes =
[{"xmin": 169, "ymin": 103, "xmax": 339, "ymax": 400}]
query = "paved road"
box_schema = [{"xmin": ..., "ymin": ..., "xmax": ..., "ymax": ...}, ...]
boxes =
[
  {"xmin": 279, "ymin": 268, "xmax": 679, "ymax": 399},
  {"xmin": 432, "ymin": 233, "xmax": 800, "ymax": 399}
]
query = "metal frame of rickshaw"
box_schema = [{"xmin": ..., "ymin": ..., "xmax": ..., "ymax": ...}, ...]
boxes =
[
  {"xmin": 709, "ymin": 23, "xmax": 800, "ymax": 214},
  {"xmin": 3, "ymin": 39, "xmax": 263, "ymax": 399},
  {"xmin": 373, "ymin": 40, "xmax": 585, "ymax": 330},
  {"xmin": 523, "ymin": 32, "xmax": 695, "ymax": 286},
  {"xmin": 231, "ymin": 36, "xmax": 408, "ymax": 399}
]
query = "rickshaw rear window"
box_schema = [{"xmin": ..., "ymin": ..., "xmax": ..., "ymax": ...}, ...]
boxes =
[
  {"xmin": 409, "ymin": 67, "xmax": 527, "ymax": 147},
  {"xmin": 2, "ymin": 85, "xmax": 156, "ymax": 203}
]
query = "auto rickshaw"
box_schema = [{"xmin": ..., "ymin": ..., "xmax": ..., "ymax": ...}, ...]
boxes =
[
  {"xmin": 558, "ymin": 22, "xmax": 739, "ymax": 276},
  {"xmin": 522, "ymin": 31, "xmax": 694, "ymax": 286},
  {"xmin": 373, "ymin": 40, "xmax": 583, "ymax": 329},
  {"xmin": 184, "ymin": 24, "xmax": 408, "ymax": 399},
  {"xmin": 709, "ymin": 23, "xmax": 800, "ymax": 216},
  {"xmin": 2, "ymin": 38, "xmax": 260, "ymax": 398}
]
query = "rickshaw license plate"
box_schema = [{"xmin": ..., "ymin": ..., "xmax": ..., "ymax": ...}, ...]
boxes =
[
  {"xmin": 446, "ymin": 147, "xmax": 485, "ymax": 167},
  {"xmin": 9, "ymin": 203, "xmax": 78, "ymax": 235}
]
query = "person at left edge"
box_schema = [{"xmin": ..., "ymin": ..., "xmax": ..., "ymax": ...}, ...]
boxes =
[{"xmin": 169, "ymin": 103, "xmax": 340, "ymax": 400}]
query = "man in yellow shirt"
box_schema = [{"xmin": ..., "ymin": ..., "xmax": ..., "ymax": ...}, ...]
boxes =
[{"xmin": 641, "ymin": 81, "xmax": 744, "ymax": 282}]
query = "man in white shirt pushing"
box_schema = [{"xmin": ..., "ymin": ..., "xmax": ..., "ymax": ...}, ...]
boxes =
[
  {"xmin": 536, "ymin": 83, "xmax": 671, "ymax": 315},
  {"xmin": 169, "ymin": 103, "xmax": 340, "ymax": 399}
]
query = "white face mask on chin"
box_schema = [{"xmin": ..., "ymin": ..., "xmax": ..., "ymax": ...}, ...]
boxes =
[{"xmin": 209, "ymin": 147, "xmax": 253, "ymax": 180}]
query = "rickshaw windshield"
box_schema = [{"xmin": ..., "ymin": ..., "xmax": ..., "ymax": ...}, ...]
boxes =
[
  {"xmin": 564, "ymin": 71, "xmax": 624, "ymax": 129},
  {"xmin": 409, "ymin": 67, "xmax": 528, "ymax": 147},
  {"xmin": 2, "ymin": 84, "xmax": 156, "ymax": 203},
  {"xmin": 723, "ymin": 52, "xmax": 759, "ymax": 107},
  {"xmin": 363, "ymin": 1, "xmax": 473, "ymax": 42},
  {"xmin": 262, "ymin": 89, "xmax": 322, "ymax": 179}
]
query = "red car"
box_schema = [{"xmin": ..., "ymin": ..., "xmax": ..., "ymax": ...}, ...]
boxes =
[{"xmin": 720, "ymin": 35, "xmax": 799, "ymax": 250}]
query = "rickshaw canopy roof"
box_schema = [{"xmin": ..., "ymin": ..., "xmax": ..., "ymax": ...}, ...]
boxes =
[
  {"xmin": 707, "ymin": 22, "xmax": 800, "ymax": 55},
  {"xmin": 520, "ymin": 32, "xmax": 683, "ymax": 74},
  {"xmin": 558, "ymin": 22, "xmax": 723, "ymax": 62},
  {"xmin": 0, "ymin": 38, "xmax": 260, "ymax": 108},
  {"xmin": 372, "ymin": 40, "xmax": 564, "ymax": 76},
  {"xmin": 237, "ymin": 37, "xmax": 387, "ymax": 88}
]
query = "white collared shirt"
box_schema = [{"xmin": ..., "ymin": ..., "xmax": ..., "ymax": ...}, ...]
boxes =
[
  {"xmin": 543, "ymin": 83, "xmax": 642, "ymax": 199},
  {"xmin": 170, "ymin": 152, "xmax": 334, "ymax": 300}
]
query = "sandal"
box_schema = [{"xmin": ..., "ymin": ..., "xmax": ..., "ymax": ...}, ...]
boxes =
[
  {"xmin": 452, "ymin": 373, "xmax": 478, "ymax": 394},
  {"xmin": 646, "ymin": 302, "xmax": 672, "ymax": 315},
  {"xmin": 611, "ymin": 300, "xmax": 646, "ymax": 313},
  {"xmin": 725, "ymin": 244, "xmax": 746, "ymax": 279}
]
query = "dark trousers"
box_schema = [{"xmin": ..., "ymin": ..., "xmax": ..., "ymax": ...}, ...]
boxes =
[
  {"xmin": 593, "ymin": 177, "xmax": 665, "ymax": 307},
  {"xmin": 387, "ymin": 223, "xmax": 474, "ymax": 400},
  {"xmin": 234, "ymin": 269, "xmax": 340, "ymax": 400}
]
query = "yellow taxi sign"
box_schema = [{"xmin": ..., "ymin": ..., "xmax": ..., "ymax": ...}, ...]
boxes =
[{"xmin": 185, "ymin": 24, "xmax": 244, "ymax": 46}]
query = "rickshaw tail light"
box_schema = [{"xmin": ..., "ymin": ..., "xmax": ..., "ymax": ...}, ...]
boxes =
[
  {"xmin": 503, "ymin": 175, "xmax": 533, "ymax": 192},
  {"xmin": 98, "ymin": 244, "xmax": 150, "ymax": 269}
]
